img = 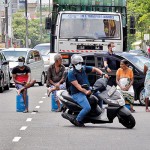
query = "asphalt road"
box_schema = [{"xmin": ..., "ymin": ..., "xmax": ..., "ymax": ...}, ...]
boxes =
[{"xmin": 0, "ymin": 85, "xmax": 149, "ymax": 150}]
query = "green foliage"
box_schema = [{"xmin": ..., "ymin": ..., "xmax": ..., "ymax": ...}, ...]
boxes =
[
  {"xmin": 127, "ymin": 0, "xmax": 150, "ymax": 49},
  {"xmin": 12, "ymin": 11, "xmax": 50, "ymax": 48}
]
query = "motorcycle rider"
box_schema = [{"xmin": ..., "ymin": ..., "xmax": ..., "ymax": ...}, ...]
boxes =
[{"xmin": 68, "ymin": 54, "xmax": 109, "ymax": 127}]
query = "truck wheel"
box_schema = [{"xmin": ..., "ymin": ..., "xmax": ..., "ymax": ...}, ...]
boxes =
[{"xmin": 139, "ymin": 88, "xmax": 145, "ymax": 106}]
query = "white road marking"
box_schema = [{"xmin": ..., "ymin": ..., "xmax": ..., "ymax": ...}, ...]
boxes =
[
  {"xmin": 20, "ymin": 126, "xmax": 27, "ymax": 130},
  {"xmin": 26, "ymin": 118, "xmax": 32, "ymax": 122},
  {"xmin": 35, "ymin": 106, "xmax": 40, "ymax": 109},
  {"xmin": 12, "ymin": 137, "xmax": 21, "ymax": 142},
  {"xmin": 42, "ymin": 97, "xmax": 46, "ymax": 99},
  {"xmin": 45, "ymin": 93, "xmax": 47, "ymax": 96},
  {"xmin": 31, "ymin": 112, "xmax": 36, "ymax": 114},
  {"xmin": 39, "ymin": 101, "xmax": 43, "ymax": 103}
]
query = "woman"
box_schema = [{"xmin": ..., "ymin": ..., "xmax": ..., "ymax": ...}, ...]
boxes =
[
  {"xmin": 143, "ymin": 62, "xmax": 150, "ymax": 112},
  {"xmin": 116, "ymin": 59, "xmax": 135, "ymax": 113}
]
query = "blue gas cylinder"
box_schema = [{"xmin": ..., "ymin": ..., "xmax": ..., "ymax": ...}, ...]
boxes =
[
  {"xmin": 51, "ymin": 93, "xmax": 58, "ymax": 111},
  {"xmin": 125, "ymin": 104, "xmax": 130, "ymax": 110},
  {"xmin": 16, "ymin": 94, "xmax": 28, "ymax": 112}
]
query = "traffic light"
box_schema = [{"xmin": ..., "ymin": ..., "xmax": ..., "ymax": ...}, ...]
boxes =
[
  {"xmin": 45, "ymin": 17, "xmax": 51, "ymax": 30},
  {"xmin": 130, "ymin": 16, "xmax": 135, "ymax": 28},
  {"xmin": 130, "ymin": 16, "xmax": 136, "ymax": 34}
]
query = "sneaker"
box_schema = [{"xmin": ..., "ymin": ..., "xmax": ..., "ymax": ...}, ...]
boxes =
[{"xmin": 73, "ymin": 119, "xmax": 85, "ymax": 127}]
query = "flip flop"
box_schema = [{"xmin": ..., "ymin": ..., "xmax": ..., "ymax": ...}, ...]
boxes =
[
  {"xmin": 32, "ymin": 110, "xmax": 38, "ymax": 112},
  {"xmin": 23, "ymin": 110, "xmax": 28, "ymax": 113}
]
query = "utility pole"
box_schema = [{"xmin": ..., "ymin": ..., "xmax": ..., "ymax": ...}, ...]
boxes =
[
  {"xmin": 25, "ymin": 0, "xmax": 28, "ymax": 48},
  {"xmin": 5, "ymin": 0, "xmax": 9, "ymax": 48},
  {"xmin": 40, "ymin": 0, "xmax": 42, "ymax": 41}
]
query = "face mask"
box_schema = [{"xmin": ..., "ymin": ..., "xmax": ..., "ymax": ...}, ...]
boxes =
[
  {"xmin": 75, "ymin": 64, "xmax": 82, "ymax": 70},
  {"xmin": 112, "ymin": 47, "xmax": 116, "ymax": 51},
  {"xmin": 18, "ymin": 62, "xmax": 24, "ymax": 67}
]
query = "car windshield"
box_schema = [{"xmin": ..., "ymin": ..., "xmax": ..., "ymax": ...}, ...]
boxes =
[
  {"xmin": 125, "ymin": 55, "xmax": 150, "ymax": 71},
  {"xmin": 34, "ymin": 45, "xmax": 50, "ymax": 55},
  {"xmin": 3, "ymin": 51, "xmax": 27, "ymax": 62},
  {"xmin": 60, "ymin": 14, "xmax": 121, "ymax": 39}
]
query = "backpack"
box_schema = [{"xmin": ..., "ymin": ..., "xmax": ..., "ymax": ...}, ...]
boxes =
[
  {"xmin": 65, "ymin": 66, "xmax": 86, "ymax": 95},
  {"xmin": 65, "ymin": 69, "xmax": 76, "ymax": 95}
]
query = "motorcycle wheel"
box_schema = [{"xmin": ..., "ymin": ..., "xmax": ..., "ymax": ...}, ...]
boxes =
[{"xmin": 119, "ymin": 114, "xmax": 136, "ymax": 129}]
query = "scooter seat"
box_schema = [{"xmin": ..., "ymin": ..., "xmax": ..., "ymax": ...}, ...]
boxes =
[{"xmin": 61, "ymin": 91, "xmax": 78, "ymax": 104}]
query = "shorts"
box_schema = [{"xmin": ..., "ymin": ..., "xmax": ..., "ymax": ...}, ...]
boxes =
[{"xmin": 15, "ymin": 84, "xmax": 24, "ymax": 90}]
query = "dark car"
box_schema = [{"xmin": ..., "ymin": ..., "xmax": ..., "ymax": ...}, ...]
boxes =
[
  {"xmin": 129, "ymin": 49, "xmax": 148, "ymax": 57},
  {"xmin": 0, "ymin": 51, "xmax": 10, "ymax": 92},
  {"xmin": 79, "ymin": 52, "xmax": 147, "ymax": 105}
]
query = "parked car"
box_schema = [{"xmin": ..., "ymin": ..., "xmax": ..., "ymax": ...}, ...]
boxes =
[
  {"xmin": 79, "ymin": 52, "xmax": 148, "ymax": 105},
  {"xmin": 0, "ymin": 51, "xmax": 10, "ymax": 92},
  {"xmin": 33, "ymin": 43, "xmax": 57, "ymax": 80},
  {"xmin": 2, "ymin": 48, "xmax": 45, "ymax": 86},
  {"xmin": 129, "ymin": 49, "xmax": 148, "ymax": 57}
]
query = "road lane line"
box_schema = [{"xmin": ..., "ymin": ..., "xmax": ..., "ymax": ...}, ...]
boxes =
[
  {"xmin": 42, "ymin": 97, "xmax": 46, "ymax": 99},
  {"xmin": 35, "ymin": 106, "xmax": 40, "ymax": 109},
  {"xmin": 20, "ymin": 126, "xmax": 27, "ymax": 130},
  {"xmin": 26, "ymin": 118, "xmax": 32, "ymax": 122},
  {"xmin": 12, "ymin": 137, "xmax": 21, "ymax": 142},
  {"xmin": 31, "ymin": 112, "xmax": 36, "ymax": 114},
  {"xmin": 39, "ymin": 101, "xmax": 43, "ymax": 103}
]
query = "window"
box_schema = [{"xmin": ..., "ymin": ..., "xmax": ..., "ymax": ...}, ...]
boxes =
[{"xmin": 85, "ymin": 56, "xmax": 95, "ymax": 66}]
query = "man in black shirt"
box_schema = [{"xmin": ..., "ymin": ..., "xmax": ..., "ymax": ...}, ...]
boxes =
[
  {"xmin": 12, "ymin": 56, "xmax": 36, "ymax": 113},
  {"xmin": 104, "ymin": 42, "xmax": 117, "ymax": 86}
]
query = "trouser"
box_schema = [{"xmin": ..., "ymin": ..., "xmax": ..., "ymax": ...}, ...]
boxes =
[{"xmin": 72, "ymin": 92, "xmax": 91, "ymax": 122}]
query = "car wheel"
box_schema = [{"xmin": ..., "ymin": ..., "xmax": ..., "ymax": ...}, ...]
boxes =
[
  {"xmin": 38, "ymin": 73, "xmax": 45, "ymax": 86},
  {"xmin": 0, "ymin": 78, "xmax": 4, "ymax": 93},
  {"xmin": 139, "ymin": 88, "xmax": 145, "ymax": 106},
  {"xmin": 4, "ymin": 82, "xmax": 10, "ymax": 90}
]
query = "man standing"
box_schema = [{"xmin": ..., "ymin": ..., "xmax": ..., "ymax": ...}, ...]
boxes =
[
  {"xmin": 12, "ymin": 56, "xmax": 36, "ymax": 113},
  {"xmin": 104, "ymin": 42, "xmax": 118, "ymax": 86},
  {"xmin": 47, "ymin": 54, "xmax": 66, "ymax": 112}
]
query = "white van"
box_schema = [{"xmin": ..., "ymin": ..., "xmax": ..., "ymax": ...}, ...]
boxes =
[{"xmin": 2, "ymin": 48, "xmax": 45, "ymax": 86}]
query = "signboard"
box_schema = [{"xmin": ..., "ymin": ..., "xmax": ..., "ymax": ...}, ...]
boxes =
[{"xmin": 144, "ymin": 34, "xmax": 150, "ymax": 41}]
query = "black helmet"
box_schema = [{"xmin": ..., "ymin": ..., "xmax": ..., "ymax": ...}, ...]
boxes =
[{"xmin": 18, "ymin": 56, "xmax": 25, "ymax": 62}]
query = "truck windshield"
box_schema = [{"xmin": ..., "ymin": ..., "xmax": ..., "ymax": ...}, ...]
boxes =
[{"xmin": 60, "ymin": 14, "xmax": 121, "ymax": 39}]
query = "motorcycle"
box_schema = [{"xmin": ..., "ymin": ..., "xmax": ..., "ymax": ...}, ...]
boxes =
[{"xmin": 57, "ymin": 77, "xmax": 136, "ymax": 129}]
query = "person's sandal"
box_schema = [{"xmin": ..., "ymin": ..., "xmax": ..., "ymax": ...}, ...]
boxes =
[
  {"xmin": 146, "ymin": 109, "xmax": 150, "ymax": 112},
  {"xmin": 23, "ymin": 110, "xmax": 28, "ymax": 113},
  {"xmin": 55, "ymin": 108, "xmax": 61, "ymax": 112},
  {"xmin": 130, "ymin": 109, "xmax": 135, "ymax": 113}
]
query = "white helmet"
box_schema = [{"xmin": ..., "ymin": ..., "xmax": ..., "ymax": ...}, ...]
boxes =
[{"xmin": 71, "ymin": 54, "xmax": 83, "ymax": 65}]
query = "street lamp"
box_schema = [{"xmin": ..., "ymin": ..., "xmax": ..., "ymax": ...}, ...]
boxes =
[
  {"xmin": 4, "ymin": 0, "xmax": 9, "ymax": 48},
  {"xmin": 25, "ymin": 0, "xmax": 28, "ymax": 48}
]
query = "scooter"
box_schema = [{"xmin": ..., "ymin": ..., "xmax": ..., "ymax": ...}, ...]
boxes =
[{"xmin": 57, "ymin": 77, "xmax": 136, "ymax": 129}]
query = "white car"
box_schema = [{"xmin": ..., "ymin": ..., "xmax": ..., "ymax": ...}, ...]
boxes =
[
  {"xmin": 33, "ymin": 43, "xmax": 57, "ymax": 79},
  {"xmin": 2, "ymin": 48, "xmax": 45, "ymax": 86}
]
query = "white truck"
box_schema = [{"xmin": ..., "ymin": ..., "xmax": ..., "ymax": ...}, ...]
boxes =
[{"xmin": 46, "ymin": 0, "xmax": 129, "ymax": 66}]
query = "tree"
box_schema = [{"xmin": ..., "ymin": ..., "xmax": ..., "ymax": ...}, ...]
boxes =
[
  {"xmin": 127, "ymin": 0, "xmax": 150, "ymax": 49},
  {"xmin": 12, "ymin": 11, "xmax": 50, "ymax": 48}
]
